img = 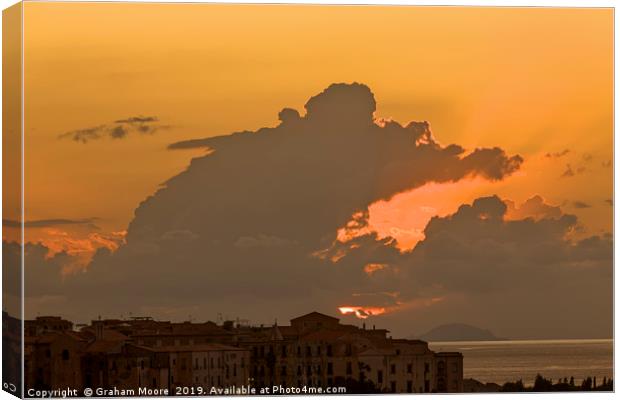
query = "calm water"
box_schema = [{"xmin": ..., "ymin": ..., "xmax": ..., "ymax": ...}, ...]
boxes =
[{"xmin": 429, "ymin": 339, "xmax": 613, "ymax": 386}]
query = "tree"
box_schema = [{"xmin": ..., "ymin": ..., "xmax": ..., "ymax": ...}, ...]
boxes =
[
  {"xmin": 533, "ymin": 374, "xmax": 553, "ymax": 392},
  {"xmin": 501, "ymin": 379, "xmax": 525, "ymax": 392},
  {"xmin": 581, "ymin": 377, "xmax": 593, "ymax": 390}
]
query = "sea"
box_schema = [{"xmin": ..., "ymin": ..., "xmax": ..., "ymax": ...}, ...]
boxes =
[{"xmin": 428, "ymin": 339, "xmax": 613, "ymax": 386}]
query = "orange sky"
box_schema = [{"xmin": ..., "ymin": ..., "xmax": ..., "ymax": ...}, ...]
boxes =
[{"xmin": 14, "ymin": 4, "xmax": 613, "ymax": 261}]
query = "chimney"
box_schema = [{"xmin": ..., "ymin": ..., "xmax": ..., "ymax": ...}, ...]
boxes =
[{"xmin": 93, "ymin": 320, "xmax": 104, "ymax": 340}]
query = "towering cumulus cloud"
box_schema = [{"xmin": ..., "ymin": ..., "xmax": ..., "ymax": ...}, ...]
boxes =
[
  {"xmin": 140, "ymin": 83, "xmax": 521, "ymax": 249},
  {"xmin": 19, "ymin": 83, "xmax": 611, "ymax": 338}
]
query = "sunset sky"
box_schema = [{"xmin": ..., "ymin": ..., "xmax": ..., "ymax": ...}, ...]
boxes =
[{"xmin": 5, "ymin": 3, "xmax": 613, "ymax": 338}]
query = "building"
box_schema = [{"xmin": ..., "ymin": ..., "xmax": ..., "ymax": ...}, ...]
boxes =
[
  {"xmin": 435, "ymin": 352, "xmax": 464, "ymax": 392},
  {"xmin": 22, "ymin": 311, "xmax": 463, "ymax": 394},
  {"xmin": 25, "ymin": 316, "xmax": 73, "ymax": 337},
  {"xmin": 233, "ymin": 312, "xmax": 463, "ymax": 393},
  {"xmin": 152, "ymin": 344, "xmax": 249, "ymax": 390},
  {"xmin": 24, "ymin": 331, "xmax": 88, "ymax": 391}
]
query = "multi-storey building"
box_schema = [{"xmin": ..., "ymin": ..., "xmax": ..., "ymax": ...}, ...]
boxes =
[
  {"xmin": 24, "ymin": 331, "xmax": 88, "ymax": 391},
  {"xmin": 235, "ymin": 312, "xmax": 462, "ymax": 393},
  {"xmin": 25, "ymin": 316, "xmax": 73, "ymax": 337},
  {"xmin": 435, "ymin": 352, "xmax": 464, "ymax": 392}
]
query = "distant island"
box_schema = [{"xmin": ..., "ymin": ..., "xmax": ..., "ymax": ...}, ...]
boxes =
[{"xmin": 416, "ymin": 323, "xmax": 505, "ymax": 342}]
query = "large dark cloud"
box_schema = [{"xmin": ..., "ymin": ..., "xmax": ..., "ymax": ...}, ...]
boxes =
[
  {"xmin": 328, "ymin": 195, "xmax": 612, "ymax": 338},
  {"xmin": 3, "ymin": 241, "xmax": 77, "ymax": 318},
  {"xmin": 20, "ymin": 83, "xmax": 611, "ymax": 338}
]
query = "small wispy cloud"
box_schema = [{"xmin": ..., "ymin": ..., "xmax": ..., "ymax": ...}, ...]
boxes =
[
  {"xmin": 572, "ymin": 201, "xmax": 591, "ymax": 209},
  {"xmin": 114, "ymin": 116, "xmax": 158, "ymax": 124},
  {"xmin": 59, "ymin": 116, "xmax": 169, "ymax": 143},
  {"xmin": 3, "ymin": 217, "xmax": 100, "ymax": 230},
  {"xmin": 561, "ymin": 163, "xmax": 586, "ymax": 178},
  {"xmin": 545, "ymin": 149, "xmax": 570, "ymax": 158}
]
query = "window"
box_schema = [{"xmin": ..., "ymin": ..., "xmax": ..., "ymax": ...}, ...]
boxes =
[
  {"xmin": 316, "ymin": 346, "xmax": 321, "ymax": 356},
  {"xmin": 234, "ymin": 364, "xmax": 237, "ymax": 377},
  {"xmin": 327, "ymin": 345, "xmax": 333, "ymax": 357},
  {"xmin": 297, "ymin": 365, "xmax": 302, "ymax": 376},
  {"xmin": 407, "ymin": 363, "xmax": 413, "ymax": 373},
  {"xmin": 327, "ymin": 363, "xmax": 333, "ymax": 375},
  {"xmin": 437, "ymin": 361, "xmax": 445, "ymax": 373},
  {"xmin": 390, "ymin": 381, "xmax": 396, "ymax": 392},
  {"xmin": 281, "ymin": 366, "xmax": 287, "ymax": 376},
  {"xmin": 346, "ymin": 362, "xmax": 352, "ymax": 375},
  {"xmin": 390, "ymin": 364, "xmax": 396, "ymax": 374},
  {"xmin": 378, "ymin": 370, "xmax": 383, "ymax": 383},
  {"xmin": 306, "ymin": 346, "xmax": 312, "ymax": 357},
  {"xmin": 281, "ymin": 346, "xmax": 287, "ymax": 358},
  {"xmin": 61, "ymin": 349, "xmax": 70, "ymax": 361},
  {"xmin": 407, "ymin": 381, "xmax": 413, "ymax": 393}
]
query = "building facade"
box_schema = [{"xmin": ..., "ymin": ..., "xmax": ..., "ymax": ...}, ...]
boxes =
[{"xmin": 23, "ymin": 312, "xmax": 463, "ymax": 394}]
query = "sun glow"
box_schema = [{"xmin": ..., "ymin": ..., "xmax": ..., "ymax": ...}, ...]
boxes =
[
  {"xmin": 338, "ymin": 306, "xmax": 387, "ymax": 319},
  {"xmin": 338, "ymin": 296, "xmax": 445, "ymax": 319},
  {"xmin": 33, "ymin": 229, "xmax": 126, "ymax": 274},
  {"xmin": 337, "ymin": 178, "xmax": 495, "ymax": 251}
]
